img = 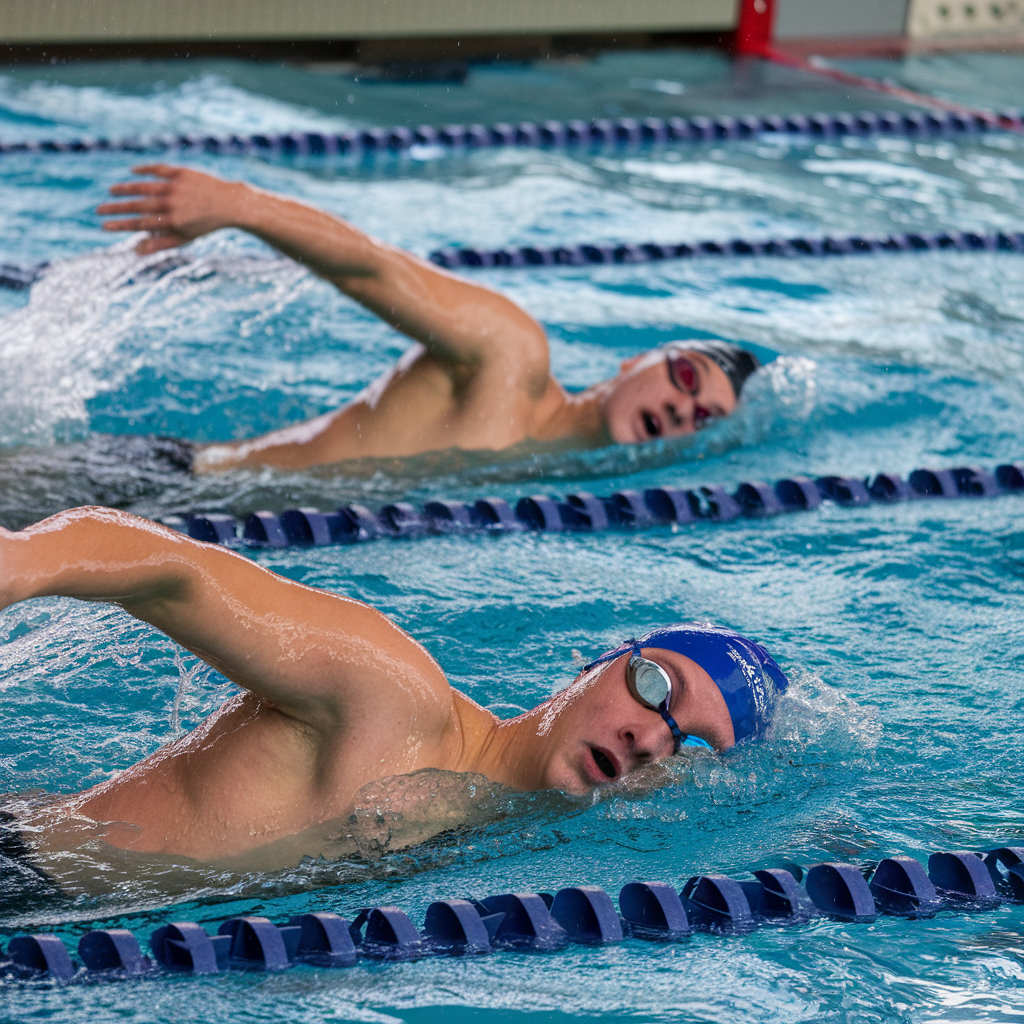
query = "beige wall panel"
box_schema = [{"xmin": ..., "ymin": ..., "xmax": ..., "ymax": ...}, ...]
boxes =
[
  {"xmin": 906, "ymin": 0, "xmax": 1024, "ymax": 37},
  {"xmin": 0, "ymin": 1, "xmax": 738, "ymax": 44}
]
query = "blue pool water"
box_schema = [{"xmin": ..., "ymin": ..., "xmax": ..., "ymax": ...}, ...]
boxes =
[{"xmin": 0, "ymin": 48, "xmax": 1022, "ymax": 1022}]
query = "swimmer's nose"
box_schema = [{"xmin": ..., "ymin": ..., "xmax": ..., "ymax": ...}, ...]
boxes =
[
  {"xmin": 663, "ymin": 400, "xmax": 692, "ymax": 436},
  {"xmin": 620, "ymin": 719, "xmax": 672, "ymax": 765}
]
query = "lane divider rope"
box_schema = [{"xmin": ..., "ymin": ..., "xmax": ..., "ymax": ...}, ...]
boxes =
[
  {"xmin": 3, "ymin": 227, "xmax": 1022, "ymax": 294},
  {"xmin": 1, "ymin": 107, "xmax": 1020, "ymax": 160},
  {"xmin": 162, "ymin": 462, "xmax": 1024, "ymax": 550},
  {"xmin": 427, "ymin": 229, "xmax": 1024, "ymax": 269},
  {"xmin": 2, "ymin": 845, "xmax": 1020, "ymax": 982}
]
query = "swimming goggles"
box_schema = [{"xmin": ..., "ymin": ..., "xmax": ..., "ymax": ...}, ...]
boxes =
[
  {"xmin": 666, "ymin": 351, "xmax": 713, "ymax": 430},
  {"xmin": 585, "ymin": 642, "xmax": 712, "ymax": 754}
]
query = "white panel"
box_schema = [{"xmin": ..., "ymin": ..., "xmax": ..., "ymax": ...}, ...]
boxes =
[
  {"xmin": 775, "ymin": 0, "xmax": 910, "ymax": 39},
  {"xmin": 0, "ymin": 0, "xmax": 738, "ymax": 44},
  {"xmin": 906, "ymin": 0, "xmax": 1024, "ymax": 37}
]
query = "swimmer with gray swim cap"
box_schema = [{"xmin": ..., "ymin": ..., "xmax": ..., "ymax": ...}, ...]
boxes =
[
  {"xmin": 680, "ymin": 341, "xmax": 762, "ymax": 405},
  {"xmin": 95, "ymin": 164, "xmax": 767, "ymax": 474},
  {"xmin": 53, "ymin": 341, "xmax": 762, "ymax": 482}
]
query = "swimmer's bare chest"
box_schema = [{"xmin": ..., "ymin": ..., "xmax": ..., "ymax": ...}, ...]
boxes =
[
  {"xmin": 61, "ymin": 693, "xmax": 427, "ymax": 863},
  {"xmin": 195, "ymin": 346, "xmax": 555, "ymax": 472}
]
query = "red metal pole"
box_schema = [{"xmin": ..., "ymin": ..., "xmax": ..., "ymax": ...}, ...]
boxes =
[{"xmin": 735, "ymin": 0, "xmax": 775, "ymax": 56}]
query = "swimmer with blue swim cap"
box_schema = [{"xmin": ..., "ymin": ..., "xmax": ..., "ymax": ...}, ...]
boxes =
[
  {"xmin": 586, "ymin": 623, "xmax": 788, "ymax": 750},
  {"xmin": 526, "ymin": 622, "xmax": 788, "ymax": 792},
  {"xmin": 0, "ymin": 508, "xmax": 788, "ymax": 871}
]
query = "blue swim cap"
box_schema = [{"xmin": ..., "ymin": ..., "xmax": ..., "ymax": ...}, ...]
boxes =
[{"xmin": 636, "ymin": 623, "xmax": 788, "ymax": 745}]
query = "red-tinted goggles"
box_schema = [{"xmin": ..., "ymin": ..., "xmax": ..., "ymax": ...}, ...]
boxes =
[{"xmin": 666, "ymin": 352, "xmax": 713, "ymax": 429}]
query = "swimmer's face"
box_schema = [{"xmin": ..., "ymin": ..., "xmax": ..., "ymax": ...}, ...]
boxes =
[
  {"xmin": 602, "ymin": 347, "xmax": 737, "ymax": 445},
  {"xmin": 540, "ymin": 647, "xmax": 736, "ymax": 796}
]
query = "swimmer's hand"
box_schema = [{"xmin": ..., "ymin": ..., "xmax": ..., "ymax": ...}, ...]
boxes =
[{"xmin": 97, "ymin": 164, "xmax": 248, "ymax": 255}]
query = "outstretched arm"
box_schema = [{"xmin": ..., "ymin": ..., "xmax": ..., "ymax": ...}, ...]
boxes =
[
  {"xmin": 98, "ymin": 165, "xmax": 549, "ymax": 377},
  {"xmin": 0, "ymin": 508, "xmax": 454, "ymax": 738}
]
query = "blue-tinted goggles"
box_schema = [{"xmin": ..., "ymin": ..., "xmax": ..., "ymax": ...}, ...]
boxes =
[{"xmin": 586, "ymin": 642, "xmax": 712, "ymax": 754}]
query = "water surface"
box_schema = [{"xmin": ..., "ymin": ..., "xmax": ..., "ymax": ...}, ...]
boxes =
[{"xmin": 0, "ymin": 49, "xmax": 1022, "ymax": 1023}]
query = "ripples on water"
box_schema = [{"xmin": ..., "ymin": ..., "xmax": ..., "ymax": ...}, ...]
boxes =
[{"xmin": 0, "ymin": 49, "xmax": 1022, "ymax": 1023}]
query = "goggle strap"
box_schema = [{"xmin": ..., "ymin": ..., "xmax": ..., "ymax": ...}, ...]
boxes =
[
  {"xmin": 583, "ymin": 639, "xmax": 640, "ymax": 673},
  {"xmin": 660, "ymin": 707, "xmax": 712, "ymax": 752},
  {"xmin": 660, "ymin": 707, "xmax": 685, "ymax": 754}
]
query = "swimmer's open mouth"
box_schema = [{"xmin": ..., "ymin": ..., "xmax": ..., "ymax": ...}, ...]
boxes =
[
  {"xmin": 591, "ymin": 746, "xmax": 618, "ymax": 780},
  {"xmin": 642, "ymin": 411, "xmax": 662, "ymax": 438}
]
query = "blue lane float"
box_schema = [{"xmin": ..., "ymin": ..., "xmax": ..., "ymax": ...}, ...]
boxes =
[
  {"xmin": 428, "ymin": 229, "xmax": 1024, "ymax": 270},
  {"xmin": 1, "ymin": 107, "xmax": 1020, "ymax": 162},
  {"xmin": 1, "ymin": 845, "xmax": 1022, "ymax": 984},
  {"xmin": 3, "ymin": 230, "xmax": 1022, "ymax": 294},
  {"xmin": 161, "ymin": 461, "xmax": 1024, "ymax": 552}
]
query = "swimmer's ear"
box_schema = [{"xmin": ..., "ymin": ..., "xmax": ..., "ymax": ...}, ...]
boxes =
[{"xmin": 618, "ymin": 354, "xmax": 644, "ymax": 375}]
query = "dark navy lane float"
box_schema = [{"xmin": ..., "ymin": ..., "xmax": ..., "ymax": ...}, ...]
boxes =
[
  {"xmin": 158, "ymin": 462, "xmax": 1024, "ymax": 550},
  {"xmin": 4, "ymin": 228, "xmax": 1023, "ymax": 293},
  {"xmin": 428, "ymin": 229, "xmax": 1024, "ymax": 270},
  {"xmin": 1, "ymin": 107, "xmax": 1021, "ymax": 162},
  {"xmin": 1, "ymin": 846, "xmax": 1021, "ymax": 982}
]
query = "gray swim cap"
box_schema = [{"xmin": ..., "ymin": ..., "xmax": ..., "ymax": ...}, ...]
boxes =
[{"xmin": 676, "ymin": 341, "xmax": 761, "ymax": 398}]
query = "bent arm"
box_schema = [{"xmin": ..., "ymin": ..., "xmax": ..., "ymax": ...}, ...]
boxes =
[
  {"xmin": 99, "ymin": 165, "xmax": 550, "ymax": 377},
  {"xmin": 0, "ymin": 508, "xmax": 453, "ymax": 734}
]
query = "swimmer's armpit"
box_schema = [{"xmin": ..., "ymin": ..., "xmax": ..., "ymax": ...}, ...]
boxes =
[{"xmin": 0, "ymin": 507, "xmax": 454, "ymax": 738}]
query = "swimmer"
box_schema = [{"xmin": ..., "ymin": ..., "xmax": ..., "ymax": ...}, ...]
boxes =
[
  {"xmin": 97, "ymin": 165, "xmax": 763, "ymax": 474},
  {"xmin": 0, "ymin": 507, "xmax": 787, "ymax": 871}
]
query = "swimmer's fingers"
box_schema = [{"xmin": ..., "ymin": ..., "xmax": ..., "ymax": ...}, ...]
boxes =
[
  {"xmin": 100, "ymin": 215, "xmax": 171, "ymax": 232},
  {"xmin": 130, "ymin": 163, "xmax": 184, "ymax": 180},
  {"xmin": 102, "ymin": 218, "xmax": 190, "ymax": 256},
  {"xmin": 101, "ymin": 165, "xmax": 237, "ymax": 241},
  {"xmin": 96, "ymin": 198, "xmax": 169, "ymax": 216},
  {"xmin": 106, "ymin": 180, "xmax": 171, "ymax": 199}
]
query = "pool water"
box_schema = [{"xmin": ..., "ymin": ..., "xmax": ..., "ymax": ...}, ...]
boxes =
[{"xmin": 0, "ymin": 48, "xmax": 1022, "ymax": 1023}]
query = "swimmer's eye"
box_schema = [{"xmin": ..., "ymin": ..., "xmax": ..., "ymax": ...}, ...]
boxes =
[
  {"xmin": 667, "ymin": 353, "xmax": 699, "ymax": 395},
  {"xmin": 626, "ymin": 653, "xmax": 673, "ymax": 712}
]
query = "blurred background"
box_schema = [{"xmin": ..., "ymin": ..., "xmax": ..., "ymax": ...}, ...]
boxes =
[{"xmin": 3, "ymin": 0, "xmax": 1022, "ymax": 72}]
